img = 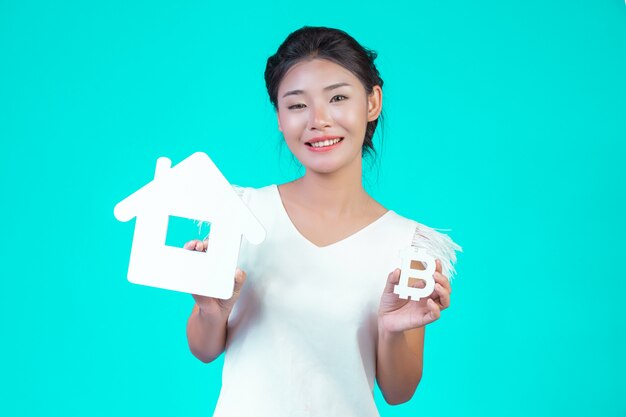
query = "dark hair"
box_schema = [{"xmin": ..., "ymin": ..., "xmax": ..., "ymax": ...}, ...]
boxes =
[{"xmin": 264, "ymin": 26, "xmax": 384, "ymax": 159}]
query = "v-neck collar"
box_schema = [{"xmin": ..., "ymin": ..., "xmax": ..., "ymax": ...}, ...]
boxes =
[{"xmin": 272, "ymin": 184, "xmax": 394, "ymax": 250}]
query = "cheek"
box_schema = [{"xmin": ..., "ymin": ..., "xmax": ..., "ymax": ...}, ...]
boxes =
[
  {"xmin": 332, "ymin": 102, "xmax": 368, "ymax": 133},
  {"xmin": 278, "ymin": 113, "xmax": 305, "ymax": 139}
]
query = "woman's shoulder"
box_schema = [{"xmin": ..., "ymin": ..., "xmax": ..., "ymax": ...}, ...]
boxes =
[
  {"xmin": 389, "ymin": 210, "xmax": 463, "ymax": 280},
  {"xmin": 230, "ymin": 183, "xmax": 276, "ymax": 200}
]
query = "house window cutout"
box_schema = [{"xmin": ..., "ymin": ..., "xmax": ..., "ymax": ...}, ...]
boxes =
[
  {"xmin": 164, "ymin": 215, "xmax": 211, "ymax": 249},
  {"xmin": 114, "ymin": 152, "xmax": 266, "ymax": 299}
]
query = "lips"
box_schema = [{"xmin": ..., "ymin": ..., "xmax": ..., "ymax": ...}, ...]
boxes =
[
  {"xmin": 305, "ymin": 137, "xmax": 344, "ymax": 152},
  {"xmin": 305, "ymin": 136, "xmax": 344, "ymax": 147}
]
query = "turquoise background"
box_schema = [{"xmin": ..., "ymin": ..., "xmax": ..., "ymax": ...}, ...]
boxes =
[{"xmin": 1, "ymin": 0, "xmax": 625, "ymax": 415}]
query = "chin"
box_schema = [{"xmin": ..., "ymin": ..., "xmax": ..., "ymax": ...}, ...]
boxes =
[
  {"xmin": 305, "ymin": 160, "xmax": 352, "ymax": 175},
  {"xmin": 295, "ymin": 147, "xmax": 362, "ymax": 175},
  {"xmin": 308, "ymin": 166, "xmax": 338, "ymax": 175}
]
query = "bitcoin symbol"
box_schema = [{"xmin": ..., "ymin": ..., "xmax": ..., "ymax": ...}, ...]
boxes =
[{"xmin": 394, "ymin": 247, "xmax": 436, "ymax": 301}]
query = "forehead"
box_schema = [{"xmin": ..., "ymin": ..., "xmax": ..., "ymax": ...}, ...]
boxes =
[{"xmin": 278, "ymin": 58, "xmax": 360, "ymax": 95}]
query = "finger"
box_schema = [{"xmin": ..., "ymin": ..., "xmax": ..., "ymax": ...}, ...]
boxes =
[
  {"xmin": 428, "ymin": 284, "xmax": 441, "ymax": 304},
  {"xmin": 231, "ymin": 269, "xmax": 247, "ymax": 299},
  {"xmin": 433, "ymin": 283, "xmax": 450, "ymax": 310},
  {"xmin": 383, "ymin": 269, "xmax": 401, "ymax": 293},
  {"xmin": 184, "ymin": 240, "xmax": 198, "ymax": 250},
  {"xmin": 424, "ymin": 298, "xmax": 441, "ymax": 324},
  {"xmin": 195, "ymin": 240, "xmax": 206, "ymax": 252},
  {"xmin": 435, "ymin": 258, "xmax": 443, "ymax": 274},
  {"xmin": 434, "ymin": 271, "xmax": 451, "ymax": 294}
]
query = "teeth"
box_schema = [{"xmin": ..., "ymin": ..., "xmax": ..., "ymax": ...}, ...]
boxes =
[{"xmin": 311, "ymin": 138, "xmax": 341, "ymax": 148}]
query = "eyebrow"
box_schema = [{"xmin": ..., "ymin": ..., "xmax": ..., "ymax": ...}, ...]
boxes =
[{"xmin": 281, "ymin": 82, "xmax": 352, "ymax": 98}]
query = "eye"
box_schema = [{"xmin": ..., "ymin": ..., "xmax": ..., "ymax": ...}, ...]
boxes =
[
  {"xmin": 330, "ymin": 94, "xmax": 348, "ymax": 102},
  {"xmin": 287, "ymin": 103, "xmax": 306, "ymax": 110}
]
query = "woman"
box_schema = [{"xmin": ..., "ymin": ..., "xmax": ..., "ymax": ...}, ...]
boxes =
[{"xmin": 186, "ymin": 26, "xmax": 461, "ymax": 416}]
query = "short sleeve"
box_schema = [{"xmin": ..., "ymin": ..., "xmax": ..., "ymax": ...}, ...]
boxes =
[
  {"xmin": 231, "ymin": 184, "xmax": 245, "ymax": 199},
  {"xmin": 231, "ymin": 184, "xmax": 251, "ymax": 204},
  {"xmin": 410, "ymin": 222, "xmax": 462, "ymax": 280},
  {"xmin": 195, "ymin": 184, "xmax": 251, "ymax": 239}
]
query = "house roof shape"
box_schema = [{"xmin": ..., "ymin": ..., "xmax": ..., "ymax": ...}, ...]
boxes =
[{"xmin": 113, "ymin": 152, "xmax": 265, "ymax": 244}]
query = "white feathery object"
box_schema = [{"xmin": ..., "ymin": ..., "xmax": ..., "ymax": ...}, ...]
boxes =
[{"xmin": 411, "ymin": 222, "xmax": 463, "ymax": 281}]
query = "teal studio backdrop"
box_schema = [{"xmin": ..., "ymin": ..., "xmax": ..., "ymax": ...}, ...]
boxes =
[{"xmin": 1, "ymin": 1, "xmax": 625, "ymax": 416}]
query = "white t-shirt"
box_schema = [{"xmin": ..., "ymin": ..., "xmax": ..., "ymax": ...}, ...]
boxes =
[{"xmin": 212, "ymin": 184, "xmax": 460, "ymax": 417}]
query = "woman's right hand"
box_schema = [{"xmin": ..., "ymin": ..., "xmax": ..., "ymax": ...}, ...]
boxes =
[{"xmin": 184, "ymin": 239, "xmax": 247, "ymax": 318}]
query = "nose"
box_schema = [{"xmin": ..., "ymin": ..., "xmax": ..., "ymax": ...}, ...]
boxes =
[{"xmin": 308, "ymin": 103, "xmax": 332, "ymax": 130}]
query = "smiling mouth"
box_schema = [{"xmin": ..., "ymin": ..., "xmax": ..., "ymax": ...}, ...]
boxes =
[{"xmin": 305, "ymin": 137, "xmax": 344, "ymax": 148}]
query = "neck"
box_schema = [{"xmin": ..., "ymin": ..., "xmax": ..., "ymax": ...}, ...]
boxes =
[{"xmin": 294, "ymin": 153, "xmax": 370, "ymax": 217}]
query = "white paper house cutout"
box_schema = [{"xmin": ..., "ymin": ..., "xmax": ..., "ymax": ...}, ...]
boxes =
[{"xmin": 114, "ymin": 152, "xmax": 265, "ymax": 299}]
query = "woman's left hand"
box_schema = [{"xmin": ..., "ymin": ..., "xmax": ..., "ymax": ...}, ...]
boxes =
[{"xmin": 378, "ymin": 259, "xmax": 451, "ymax": 333}]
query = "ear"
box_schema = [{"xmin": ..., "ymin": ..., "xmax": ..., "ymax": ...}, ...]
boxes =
[
  {"xmin": 367, "ymin": 85, "xmax": 383, "ymax": 122},
  {"xmin": 276, "ymin": 110, "xmax": 283, "ymax": 132}
]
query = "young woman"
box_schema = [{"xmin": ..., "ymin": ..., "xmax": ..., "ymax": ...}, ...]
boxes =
[{"xmin": 185, "ymin": 26, "xmax": 461, "ymax": 416}]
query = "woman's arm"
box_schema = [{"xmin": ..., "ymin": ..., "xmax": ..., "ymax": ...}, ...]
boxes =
[
  {"xmin": 376, "ymin": 322, "xmax": 426, "ymax": 404},
  {"xmin": 376, "ymin": 260, "xmax": 450, "ymax": 404},
  {"xmin": 186, "ymin": 304, "xmax": 230, "ymax": 363},
  {"xmin": 184, "ymin": 239, "xmax": 247, "ymax": 363}
]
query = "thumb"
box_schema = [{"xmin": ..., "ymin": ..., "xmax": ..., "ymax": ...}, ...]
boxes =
[
  {"xmin": 383, "ymin": 268, "xmax": 401, "ymax": 293},
  {"xmin": 231, "ymin": 268, "xmax": 247, "ymax": 299}
]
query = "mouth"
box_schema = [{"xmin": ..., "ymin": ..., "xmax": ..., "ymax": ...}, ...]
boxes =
[{"xmin": 305, "ymin": 137, "xmax": 344, "ymax": 149}]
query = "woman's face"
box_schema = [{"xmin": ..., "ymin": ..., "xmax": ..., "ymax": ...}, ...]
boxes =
[{"xmin": 276, "ymin": 58, "xmax": 382, "ymax": 174}]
